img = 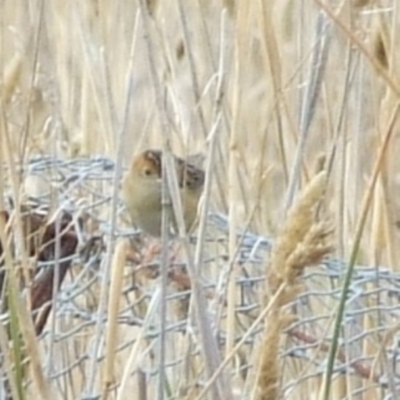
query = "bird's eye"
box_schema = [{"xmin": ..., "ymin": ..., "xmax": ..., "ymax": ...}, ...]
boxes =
[{"xmin": 143, "ymin": 168, "xmax": 152, "ymax": 176}]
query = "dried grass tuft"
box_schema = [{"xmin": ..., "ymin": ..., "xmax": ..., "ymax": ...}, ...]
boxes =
[
  {"xmin": 256, "ymin": 172, "xmax": 333, "ymax": 400},
  {"xmin": 268, "ymin": 172, "xmax": 330, "ymax": 292}
]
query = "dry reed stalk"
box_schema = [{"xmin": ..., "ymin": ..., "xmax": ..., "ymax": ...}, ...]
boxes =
[
  {"xmin": 319, "ymin": 102, "xmax": 400, "ymax": 400},
  {"xmin": 0, "ymin": 220, "xmax": 54, "ymax": 400},
  {"xmin": 78, "ymin": 68, "xmax": 91, "ymax": 157},
  {"xmin": 0, "ymin": 133, "xmax": 4, "ymax": 213},
  {"xmin": 280, "ymin": 0, "xmax": 295, "ymax": 43},
  {"xmin": 3, "ymin": 0, "xmax": 399, "ymax": 398},
  {"xmin": 1, "ymin": 52, "xmax": 24, "ymax": 104},
  {"xmin": 176, "ymin": 0, "xmax": 229, "ymax": 212},
  {"xmin": 0, "ymin": 79, "xmax": 57, "ymax": 395},
  {"xmin": 353, "ymin": 182, "xmax": 384, "ymax": 400},
  {"xmin": 255, "ymin": 171, "xmax": 333, "ymax": 400},
  {"xmin": 102, "ymin": 239, "xmax": 129, "ymax": 398},
  {"xmin": 361, "ymin": 311, "xmax": 380, "ymax": 400},
  {"xmin": 377, "ymin": 7, "xmax": 400, "ymax": 271},
  {"xmin": 137, "ymin": 368, "xmax": 148, "ymax": 400},
  {"xmin": 175, "ymin": 336, "xmax": 204, "ymax": 400},
  {"xmin": 257, "ymin": 0, "xmax": 289, "ymax": 185},
  {"xmin": 255, "ymin": 311, "xmax": 291, "ymax": 400},
  {"xmin": 314, "ymin": 0, "xmax": 400, "ymax": 97},
  {"xmin": 74, "ymin": 4, "xmax": 112, "ymax": 156},
  {"xmin": 225, "ymin": 0, "xmax": 246, "ymax": 360},
  {"xmin": 116, "ymin": 289, "xmax": 160, "ymax": 400},
  {"xmin": 361, "ymin": 12, "xmax": 397, "ymax": 398}
]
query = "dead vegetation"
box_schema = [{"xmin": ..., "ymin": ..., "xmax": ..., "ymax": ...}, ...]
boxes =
[{"xmin": 0, "ymin": 1, "xmax": 400, "ymax": 399}]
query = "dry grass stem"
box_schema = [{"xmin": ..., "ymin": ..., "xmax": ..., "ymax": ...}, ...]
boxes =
[
  {"xmin": 1, "ymin": 1, "xmax": 400, "ymax": 399},
  {"xmin": 103, "ymin": 239, "xmax": 129, "ymax": 397}
]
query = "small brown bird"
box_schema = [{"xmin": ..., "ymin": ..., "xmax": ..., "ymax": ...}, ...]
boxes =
[{"xmin": 122, "ymin": 149, "xmax": 205, "ymax": 236}]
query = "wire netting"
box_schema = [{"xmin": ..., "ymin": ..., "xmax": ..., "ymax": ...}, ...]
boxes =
[{"xmin": 1, "ymin": 157, "xmax": 399, "ymax": 399}]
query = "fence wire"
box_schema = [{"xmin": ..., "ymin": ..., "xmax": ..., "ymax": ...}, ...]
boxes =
[{"xmin": 1, "ymin": 157, "xmax": 399, "ymax": 399}]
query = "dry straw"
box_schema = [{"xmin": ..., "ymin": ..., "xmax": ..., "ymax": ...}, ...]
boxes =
[
  {"xmin": 255, "ymin": 171, "xmax": 333, "ymax": 400},
  {"xmin": 102, "ymin": 238, "xmax": 129, "ymax": 398},
  {"xmin": 2, "ymin": 0, "xmax": 400, "ymax": 398}
]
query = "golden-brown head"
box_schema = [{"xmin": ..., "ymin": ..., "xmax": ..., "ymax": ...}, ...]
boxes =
[
  {"xmin": 122, "ymin": 149, "xmax": 205, "ymax": 237},
  {"xmin": 133, "ymin": 150, "xmax": 162, "ymax": 181}
]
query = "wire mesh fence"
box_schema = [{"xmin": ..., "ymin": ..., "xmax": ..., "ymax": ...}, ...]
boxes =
[{"xmin": 0, "ymin": 157, "xmax": 399, "ymax": 399}]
